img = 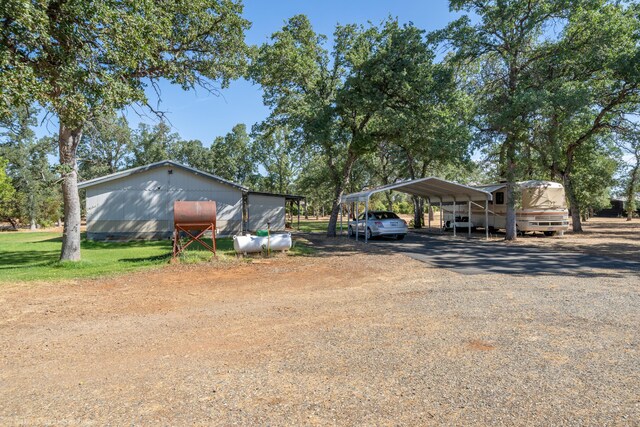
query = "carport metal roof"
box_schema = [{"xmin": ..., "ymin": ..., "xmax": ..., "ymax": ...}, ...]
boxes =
[{"xmin": 341, "ymin": 177, "xmax": 493, "ymax": 204}]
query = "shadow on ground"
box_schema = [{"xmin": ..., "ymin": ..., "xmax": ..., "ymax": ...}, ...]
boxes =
[{"xmin": 300, "ymin": 231, "xmax": 640, "ymax": 278}]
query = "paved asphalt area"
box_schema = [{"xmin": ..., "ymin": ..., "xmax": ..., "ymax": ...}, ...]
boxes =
[{"xmin": 365, "ymin": 232, "xmax": 640, "ymax": 276}]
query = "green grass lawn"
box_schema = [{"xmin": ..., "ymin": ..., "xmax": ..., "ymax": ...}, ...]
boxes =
[
  {"xmin": 0, "ymin": 231, "xmax": 314, "ymax": 283},
  {"xmin": 297, "ymin": 220, "xmax": 330, "ymax": 233},
  {"xmin": 0, "ymin": 232, "xmax": 231, "ymax": 282}
]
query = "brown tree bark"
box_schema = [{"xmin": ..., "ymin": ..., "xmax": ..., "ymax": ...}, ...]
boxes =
[
  {"xmin": 385, "ymin": 191, "xmax": 393, "ymax": 212},
  {"xmin": 504, "ymin": 139, "xmax": 518, "ymax": 241},
  {"xmin": 626, "ymin": 164, "xmax": 639, "ymax": 221},
  {"xmin": 625, "ymin": 149, "xmax": 639, "ymax": 221},
  {"xmin": 412, "ymin": 196, "xmax": 424, "ymax": 229},
  {"xmin": 59, "ymin": 124, "xmax": 83, "ymax": 261},
  {"xmin": 326, "ymin": 150, "xmax": 357, "ymax": 237},
  {"xmin": 563, "ymin": 173, "xmax": 583, "ymax": 233}
]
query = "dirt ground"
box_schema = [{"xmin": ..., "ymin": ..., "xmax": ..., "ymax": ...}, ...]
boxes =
[
  {"xmin": 510, "ymin": 217, "xmax": 640, "ymax": 262},
  {"xmin": 1, "ymin": 233, "xmax": 639, "ymax": 425}
]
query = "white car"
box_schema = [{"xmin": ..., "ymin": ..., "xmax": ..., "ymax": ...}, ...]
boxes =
[
  {"xmin": 348, "ymin": 211, "xmax": 408, "ymax": 240},
  {"xmin": 444, "ymin": 216, "xmax": 475, "ymax": 231}
]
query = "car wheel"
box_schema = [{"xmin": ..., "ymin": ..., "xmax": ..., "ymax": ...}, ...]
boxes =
[
  {"xmin": 348, "ymin": 225, "xmax": 354, "ymax": 237},
  {"xmin": 544, "ymin": 231, "xmax": 557, "ymax": 237},
  {"xmin": 366, "ymin": 227, "xmax": 372, "ymax": 240},
  {"xmin": 396, "ymin": 234, "xmax": 405, "ymax": 240}
]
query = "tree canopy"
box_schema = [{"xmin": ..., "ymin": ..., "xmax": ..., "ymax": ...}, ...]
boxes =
[
  {"xmin": 1, "ymin": 0, "xmax": 251, "ymax": 259},
  {"xmin": 252, "ymin": 15, "xmax": 471, "ymax": 236},
  {"xmin": 2, "ymin": 1, "xmax": 639, "ymax": 248}
]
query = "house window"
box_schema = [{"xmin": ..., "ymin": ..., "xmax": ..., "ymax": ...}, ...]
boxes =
[{"xmin": 495, "ymin": 191, "xmax": 504, "ymax": 205}]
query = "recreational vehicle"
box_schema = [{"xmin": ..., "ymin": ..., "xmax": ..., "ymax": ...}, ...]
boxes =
[{"xmin": 444, "ymin": 180, "xmax": 570, "ymax": 236}]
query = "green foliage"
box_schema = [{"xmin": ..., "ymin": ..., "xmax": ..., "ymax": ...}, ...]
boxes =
[
  {"xmin": 251, "ymin": 125, "xmax": 299, "ymax": 194},
  {"xmin": 0, "ymin": 107, "xmax": 61, "ymax": 227},
  {"xmin": 394, "ymin": 201, "xmax": 412, "ymax": 215},
  {"xmin": 0, "ymin": 0, "xmax": 251, "ymax": 126},
  {"xmin": 439, "ymin": 0, "xmax": 640, "ymax": 234},
  {"xmin": 130, "ymin": 122, "xmax": 180, "ymax": 167},
  {"xmin": 209, "ymin": 124, "xmax": 255, "ymax": 185},
  {"xmin": 294, "ymin": 153, "xmax": 336, "ymax": 216},
  {"xmin": 169, "ymin": 138, "xmax": 213, "ymax": 173},
  {"xmin": 617, "ymin": 127, "xmax": 640, "ymax": 217},
  {"xmin": 571, "ymin": 141, "xmax": 620, "ymax": 214},
  {"xmin": 79, "ymin": 112, "xmax": 133, "ymax": 180},
  {"xmin": 252, "ymin": 15, "xmax": 461, "ymax": 235},
  {"xmin": 80, "ymin": 119, "xmax": 257, "ymax": 187},
  {"xmin": 1, "ymin": 0, "xmax": 251, "ymax": 260},
  {"xmin": 0, "ymin": 157, "xmax": 16, "ymax": 217},
  {"xmin": 528, "ymin": 2, "xmax": 640, "ymax": 172}
]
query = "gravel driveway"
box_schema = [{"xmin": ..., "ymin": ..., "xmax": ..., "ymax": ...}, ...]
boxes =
[
  {"xmin": 364, "ymin": 232, "xmax": 640, "ymax": 276},
  {"xmin": 0, "ymin": 245, "xmax": 638, "ymax": 425}
]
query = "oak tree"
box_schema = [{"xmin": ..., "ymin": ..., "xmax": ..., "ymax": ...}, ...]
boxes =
[{"xmin": 1, "ymin": 0, "xmax": 250, "ymax": 259}]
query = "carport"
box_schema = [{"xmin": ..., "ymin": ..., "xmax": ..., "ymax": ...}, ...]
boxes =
[{"xmin": 340, "ymin": 177, "xmax": 493, "ymax": 242}]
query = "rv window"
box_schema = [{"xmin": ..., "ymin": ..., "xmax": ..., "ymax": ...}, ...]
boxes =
[{"xmin": 495, "ymin": 192, "xmax": 504, "ymax": 205}]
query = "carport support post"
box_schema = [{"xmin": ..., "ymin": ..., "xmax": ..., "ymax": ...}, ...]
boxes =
[
  {"xmin": 439, "ymin": 200, "xmax": 443, "ymax": 233},
  {"xmin": 355, "ymin": 201, "xmax": 359, "ymax": 242},
  {"xmin": 485, "ymin": 198, "xmax": 489, "ymax": 241},
  {"xmin": 339, "ymin": 202, "xmax": 343, "ymax": 235},
  {"xmin": 468, "ymin": 199, "xmax": 471, "ymax": 238},
  {"xmin": 453, "ymin": 200, "xmax": 456, "ymax": 237},
  {"xmin": 364, "ymin": 197, "xmax": 369, "ymax": 243},
  {"xmin": 427, "ymin": 197, "xmax": 431, "ymax": 231}
]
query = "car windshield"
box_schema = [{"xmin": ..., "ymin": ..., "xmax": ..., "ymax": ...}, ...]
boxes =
[{"xmin": 372, "ymin": 212, "xmax": 399, "ymax": 220}]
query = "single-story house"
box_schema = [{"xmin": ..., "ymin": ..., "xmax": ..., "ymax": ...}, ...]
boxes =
[{"xmin": 78, "ymin": 160, "xmax": 301, "ymax": 240}]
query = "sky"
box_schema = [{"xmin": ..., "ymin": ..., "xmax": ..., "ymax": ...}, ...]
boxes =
[{"xmin": 33, "ymin": 1, "xmax": 463, "ymax": 144}]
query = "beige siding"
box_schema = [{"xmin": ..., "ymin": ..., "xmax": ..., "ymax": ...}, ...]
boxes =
[
  {"xmin": 247, "ymin": 194, "xmax": 286, "ymax": 232},
  {"xmin": 86, "ymin": 166, "xmax": 243, "ymax": 239}
]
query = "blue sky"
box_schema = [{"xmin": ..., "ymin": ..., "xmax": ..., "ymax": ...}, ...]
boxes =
[{"xmin": 36, "ymin": 1, "xmax": 463, "ymax": 144}]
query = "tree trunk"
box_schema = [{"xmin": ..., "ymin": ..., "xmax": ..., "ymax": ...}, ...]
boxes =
[
  {"xmin": 563, "ymin": 174, "xmax": 582, "ymax": 233},
  {"xmin": 59, "ymin": 124, "xmax": 83, "ymax": 261},
  {"xmin": 505, "ymin": 181, "xmax": 517, "ymax": 240},
  {"xmin": 6, "ymin": 217, "xmax": 18, "ymax": 230},
  {"xmin": 385, "ymin": 191, "xmax": 393, "ymax": 212},
  {"xmin": 504, "ymin": 140, "xmax": 518, "ymax": 241},
  {"xmin": 412, "ymin": 196, "xmax": 424, "ymax": 229},
  {"xmin": 626, "ymin": 162, "xmax": 639, "ymax": 221},
  {"xmin": 326, "ymin": 151, "xmax": 357, "ymax": 237},
  {"xmin": 327, "ymin": 181, "xmax": 348, "ymax": 237},
  {"xmin": 29, "ymin": 192, "xmax": 37, "ymax": 230}
]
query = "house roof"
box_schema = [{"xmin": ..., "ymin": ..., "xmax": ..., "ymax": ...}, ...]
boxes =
[{"xmin": 77, "ymin": 160, "xmax": 248, "ymax": 191}]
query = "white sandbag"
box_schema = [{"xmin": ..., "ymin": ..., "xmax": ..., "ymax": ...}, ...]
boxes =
[{"xmin": 233, "ymin": 232, "xmax": 292, "ymax": 253}]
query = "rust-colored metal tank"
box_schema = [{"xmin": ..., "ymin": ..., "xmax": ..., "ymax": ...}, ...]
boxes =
[
  {"xmin": 173, "ymin": 200, "xmax": 217, "ymax": 227},
  {"xmin": 172, "ymin": 201, "xmax": 217, "ymax": 260}
]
